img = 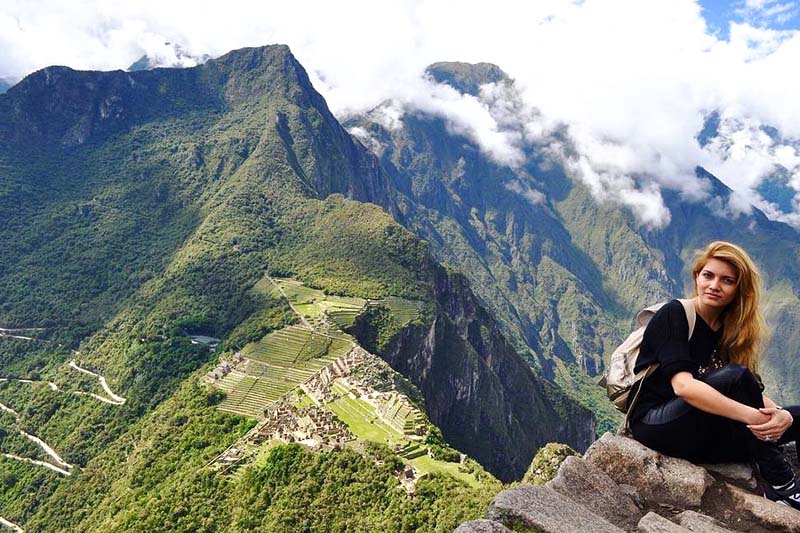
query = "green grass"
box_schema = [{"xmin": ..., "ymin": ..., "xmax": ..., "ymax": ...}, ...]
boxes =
[
  {"xmin": 408, "ymin": 455, "xmax": 479, "ymax": 488},
  {"xmin": 251, "ymin": 276, "xmax": 284, "ymax": 300},
  {"xmin": 327, "ymin": 384, "xmax": 404, "ymax": 445}
]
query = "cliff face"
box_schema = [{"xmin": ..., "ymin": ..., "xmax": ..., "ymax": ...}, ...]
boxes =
[{"xmin": 352, "ymin": 265, "xmax": 596, "ymax": 482}]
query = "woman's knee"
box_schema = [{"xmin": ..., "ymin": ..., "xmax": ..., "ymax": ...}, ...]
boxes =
[{"xmin": 702, "ymin": 364, "xmax": 761, "ymax": 402}]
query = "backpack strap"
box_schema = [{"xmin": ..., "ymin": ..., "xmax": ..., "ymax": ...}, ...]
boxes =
[
  {"xmin": 621, "ymin": 298, "xmax": 697, "ymax": 435},
  {"xmin": 677, "ymin": 298, "xmax": 697, "ymax": 340}
]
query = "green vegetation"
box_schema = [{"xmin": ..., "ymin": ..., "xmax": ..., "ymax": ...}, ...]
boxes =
[
  {"xmin": 328, "ymin": 383, "xmax": 404, "ymax": 445},
  {"xmin": 553, "ymin": 360, "xmax": 623, "ymax": 437},
  {"xmin": 522, "ymin": 443, "xmax": 579, "ymax": 486}
]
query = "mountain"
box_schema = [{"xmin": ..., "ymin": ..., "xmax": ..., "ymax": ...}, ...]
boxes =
[
  {"xmin": 0, "ymin": 78, "xmax": 13, "ymax": 94},
  {"xmin": 345, "ymin": 61, "xmax": 800, "ymax": 431},
  {"xmin": 127, "ymin": 42, "xmax": 212, "ymax": 71},
  {"xmin": 0, "ymin": 45, "xmax": 594, "ymax": 530}
]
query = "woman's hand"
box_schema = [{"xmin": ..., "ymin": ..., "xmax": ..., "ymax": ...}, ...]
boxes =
[{"xmin": 748, "ymin": 407, "xmax": 794, "ymax": 442}]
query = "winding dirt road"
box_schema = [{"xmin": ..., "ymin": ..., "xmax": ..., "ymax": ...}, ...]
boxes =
[
  {"xmin": 0, "ymin": 515, "xmax": 25, "ymax": 532},
  {"xmin": 67, "ymin": 361, "xmax": 126, "ymax": 405},
  {"xmin": 0, "ymin": 400, "xmax": 73, "ymax": 474}
]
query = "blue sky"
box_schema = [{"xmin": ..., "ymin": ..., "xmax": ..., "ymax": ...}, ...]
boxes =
[{"xmin": 701, "ymin": 0, "xmax": 800, "ymax": 38}]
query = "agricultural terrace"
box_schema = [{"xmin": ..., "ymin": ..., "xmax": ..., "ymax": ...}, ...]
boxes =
[
  {"xmin": 372, "ymin": 297, "xmax": 423, "ymax": 327},
  {"xmin": 262, "ymin": 277, "xmax": 367, "ymax": 327},
  {"xmin": 215, "ymin": 326, "xmax": 353, "ymax": 418}
]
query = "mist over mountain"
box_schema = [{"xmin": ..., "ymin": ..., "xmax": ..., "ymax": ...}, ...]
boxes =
[{"xmin": 346, "ymin": 60, "xmax": 800, "ymax": 430}]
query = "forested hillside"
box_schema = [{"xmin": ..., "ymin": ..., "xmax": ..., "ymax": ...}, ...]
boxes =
[{"xmin": 0, "ymin": 45, "xmax": 593, "ymax": 531}]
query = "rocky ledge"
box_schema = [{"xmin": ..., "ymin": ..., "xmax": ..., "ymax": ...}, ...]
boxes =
[{"xmin": 456, "ymin": 433, "xmax": 800, "ymax": 533}]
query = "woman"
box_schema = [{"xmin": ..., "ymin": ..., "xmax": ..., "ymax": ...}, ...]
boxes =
[{"xmin": 629, "ymin": 241, "xmax": 800, "ymax": 509}]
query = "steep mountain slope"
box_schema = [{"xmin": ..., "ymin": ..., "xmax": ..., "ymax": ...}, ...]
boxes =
[
  {"xmin": 0, "ymin": 46, "xmax": 593, "ymax": 529},
  {"xmin": 346, "ymin": 61, "xmax": 800, "ymax": 422}
]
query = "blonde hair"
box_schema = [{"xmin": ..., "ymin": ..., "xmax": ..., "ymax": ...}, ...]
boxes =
[{"xmin": 691, "ymin": 241, "xmax": 766, "ymax": 372}]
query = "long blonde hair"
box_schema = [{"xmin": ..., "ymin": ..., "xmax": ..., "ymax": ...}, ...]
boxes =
[{"xmin": 691, "ymin": 241, "xmax": 766, "ymax": 372}]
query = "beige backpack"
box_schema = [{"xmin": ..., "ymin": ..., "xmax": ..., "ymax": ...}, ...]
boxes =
[{"xmin": 599, "ymin": 298, "xmax": 696, "ymax": 416}]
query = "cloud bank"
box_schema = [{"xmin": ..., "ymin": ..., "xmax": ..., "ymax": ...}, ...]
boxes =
[{"xmin": 2, "ymin": 0, "xmax": 800, "ymax": 228}]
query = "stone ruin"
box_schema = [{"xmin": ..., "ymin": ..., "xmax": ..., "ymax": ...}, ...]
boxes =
[
  {"xmin": 457, "ymin": 432, "xmax": 800, "ymax": 533},
  {"xmin": 252, "ymin": 401, "xmax": 354, "ymax": 451},
  {"xmin": 202, "ymin": 351, "xmax": 244, "ymax": 383},
  {"xmin": 303, "ymin": 346, "xmax": 367, "ymax": 403}
]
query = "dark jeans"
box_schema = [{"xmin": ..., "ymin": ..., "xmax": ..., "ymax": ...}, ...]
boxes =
[{"xmin": 631, "ymin": 364, "xmax": 799, "ymax": 485}]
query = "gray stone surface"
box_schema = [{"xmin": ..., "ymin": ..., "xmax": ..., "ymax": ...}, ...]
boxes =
[
  {"xmin": 707, "ymin": 482, "xmax": 800, "ymax": 532},
  {"xmin": 674, "ymin": 510, "xmax": 734, "ymax": 532},
  {"xmin": 487, "ymin": 485, "xmax": 624, "ymax": 533},
  {"xmin": 453, "ymin": 519, "xmax": 513, "ymax": 533},
  {"xmin": 637, "ymin": 512, "xmax": 689, "ymax": 532},
  {"xmin": 700, "ymin": 463, "xmax": 757, "ymax": 490},
  {"xmin": 585, "ymin": 433, "xmax": 714, "ymax": 508},
  {"xmin": 548, "ymin": 455, "xmax": 642, "ymax": 530}
]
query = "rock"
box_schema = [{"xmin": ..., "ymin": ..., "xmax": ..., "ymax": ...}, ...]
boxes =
[
  {"xmin": 523, "ymin": 442, "xmax": 579, "ymax": 485},
  {"xmin": 585, "ymin": 433, "xmax": 714, "ymax": 508},
  {"xmin": 637, "ymin": 512, "xmax": 690, "ymax": 532},
  {"xmin": 673, "ymin": 510, "xmax": 734, "ymax": 532},
  {"xmin": 487, "ymin": 485, "xmax": 624, "ymax": 533},
  {"xmin": 548, "ymin": 455, "xmax": 642, "ymax": 530},
  {"xmin": 453, "ymin": 519, "xmax": 513, "ymax": 532},
  {"xmin": 700, "ymin": 463, "xmax": 757, "ymax": 490},
  {"xmin": 703, "ymin": 482, "xmax": 800, "ymax": 532}
]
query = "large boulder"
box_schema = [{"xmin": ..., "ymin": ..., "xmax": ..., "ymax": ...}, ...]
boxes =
[
  {"xmin": 637, "ymin": 512, "xmax": 690, "ymax": 532},
  {"xmin": 584, "ymin": 432, "xmax": 714, "ymax": 508},
  {"xmin": 703, "ymin": 482, "xmax": 800, "ymax": 532},
  {"xmin": 673, "ymin": 510, "xmax": 735, "ymax": 532},
  {"xmin": 487, "ymin": 485, "xmax": 623, "ymax": 533},
  {"xmin": 547, "ymin": 455, "xmax": 642, "ymax": 530}
]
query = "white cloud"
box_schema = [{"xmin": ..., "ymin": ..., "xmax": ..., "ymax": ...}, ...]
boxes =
[
  {"xmin": 505, "ymin": 179, "xmax": 546, "ymax": 206},
  {"xmin": 737, "ymin": 0, "xmax": 800, "ymax": 26},
  {"xmin": 2, "ymin": 0, "xmax": 800, "ymax": 227}
]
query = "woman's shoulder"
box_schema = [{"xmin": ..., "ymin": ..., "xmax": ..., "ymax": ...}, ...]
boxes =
[{"xmin": 645, "ymin": 299, "xmax": 689, "ymax": 334}]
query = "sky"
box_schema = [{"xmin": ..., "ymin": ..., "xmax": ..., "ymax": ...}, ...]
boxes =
[{"xmin": 2, "ymin": 0, "xmax": 800, "ymax": 229}]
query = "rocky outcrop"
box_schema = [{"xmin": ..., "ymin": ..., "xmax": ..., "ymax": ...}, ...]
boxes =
[{"xmin": 460, "ymin": 433, "xmax": 800, "ymax": 532}]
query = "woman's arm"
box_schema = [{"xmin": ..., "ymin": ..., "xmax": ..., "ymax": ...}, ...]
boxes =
[
  {"xmin": 750, "ymin": 395, "xmax": 794, "ymax": 440},
  {"xmin": 671, "ymin": 372, "xmax": 770, "ymax": 425}
]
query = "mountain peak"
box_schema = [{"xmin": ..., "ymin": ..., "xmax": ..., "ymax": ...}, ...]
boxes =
[{"xmin": 425, "ymin": 61, "xmax": 510, "ymax": 96}]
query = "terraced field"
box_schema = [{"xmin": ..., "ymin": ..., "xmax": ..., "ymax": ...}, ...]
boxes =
[
  {"xmin": 381, "ymin": 395, "xmax": 426, "ymax": 435},
  {"xmin": 251, "ymin": 276, "xmax": 283, "ymax": 299},
  {"xmin": 273, "ymin": 279, "xmax": 326, "ymax": 319},
  {"xmin": 375, "ymin": 296, "xmax": 422, "ymax": 326},
  {"xmin": 216, "ymin": 372, "xmax": 293, "ymax": 417},
  {"xmin": 216, "ymin": 326, "xmax": 354, "ymax": 418}
]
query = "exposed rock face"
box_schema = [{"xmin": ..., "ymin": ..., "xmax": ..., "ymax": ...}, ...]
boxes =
[
  {"xmin": 353, "ymin": 265, "xmax": 596, "ymax": 482},
  {"xmin": 460, "ymin": 433, "xmax": 800, "ymax": 532},
  {"xmin": 584, "ymin": 433, "xmax": 714, "ymax": 509},
  {"xmin": 487, "ymin": 485, "xmax": 623, "ymax": 533}
]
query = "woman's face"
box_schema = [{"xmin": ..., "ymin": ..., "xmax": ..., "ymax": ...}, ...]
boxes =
[{"xmin": 696, "ymin": 257, "xmax": 738, "ymax": 309}]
